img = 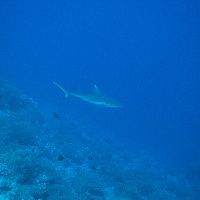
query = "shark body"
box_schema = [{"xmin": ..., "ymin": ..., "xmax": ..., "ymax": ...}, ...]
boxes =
[{"xmin": 53, "ymin": 82, "xmax": 123, "ymax": 108}]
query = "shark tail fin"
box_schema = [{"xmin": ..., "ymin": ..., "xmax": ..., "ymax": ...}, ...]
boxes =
[{"xmin": 53, "ymin": 82, "xmax": 69, "ymax": 98}]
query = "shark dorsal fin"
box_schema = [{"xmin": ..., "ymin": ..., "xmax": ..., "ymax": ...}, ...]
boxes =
[{"xmin": 93, "ymin": 85, "xmax": 101, "ymax": 93}]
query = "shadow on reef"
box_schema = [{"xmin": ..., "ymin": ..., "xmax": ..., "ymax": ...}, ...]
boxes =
[{"xmin": 0, "ymin": 80, "xmax": 199, "ymax": 200}]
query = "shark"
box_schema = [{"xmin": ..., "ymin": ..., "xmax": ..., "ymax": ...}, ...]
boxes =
[{"xmin": 53, "ymin": 82, "xmax": 123, "ymax": 108}]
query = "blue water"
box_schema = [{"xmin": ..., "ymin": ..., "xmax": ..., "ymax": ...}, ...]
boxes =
[{"xmin": 0, "ymin": 1, "xmax": 200, "ymax": 199}]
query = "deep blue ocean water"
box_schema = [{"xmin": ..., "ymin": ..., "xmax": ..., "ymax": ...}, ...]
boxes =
[{"xmin": 0, "ymin": 0, "xmax": 200, "ymax": 173}]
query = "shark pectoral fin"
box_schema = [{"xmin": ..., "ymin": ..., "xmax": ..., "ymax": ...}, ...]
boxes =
[{"xmin": 95, "ymin": 105, "xmax": 104, "ymax": 109}]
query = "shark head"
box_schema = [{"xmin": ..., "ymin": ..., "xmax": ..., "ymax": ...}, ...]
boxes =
[
  {"xmin": 89, "ymin": 98, "xmax": 123, "ymax": 108},
  {"xmin": 87, "ymin": 85, "xmax": 123, "ymax": 108}
]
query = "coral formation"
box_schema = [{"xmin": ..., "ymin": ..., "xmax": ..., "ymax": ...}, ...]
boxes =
[{"xmin": 0, "ymin": 80, "xmax": 199, "ymax": 199}]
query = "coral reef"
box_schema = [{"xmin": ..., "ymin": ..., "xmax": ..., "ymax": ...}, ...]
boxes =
[{"xmin": 0, "ymin": 80, "xmax": 199, "ymax": 199}]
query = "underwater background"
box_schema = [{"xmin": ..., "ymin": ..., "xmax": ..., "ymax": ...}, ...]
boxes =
[{"xmin": 0, "ymin": 1, "xmax": 200, "ymax": 199}]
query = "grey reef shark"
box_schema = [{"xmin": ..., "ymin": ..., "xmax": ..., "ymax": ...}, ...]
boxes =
[{"xmin": 53, "ymin": 82, "xmax": 123, "ymax": 108}]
